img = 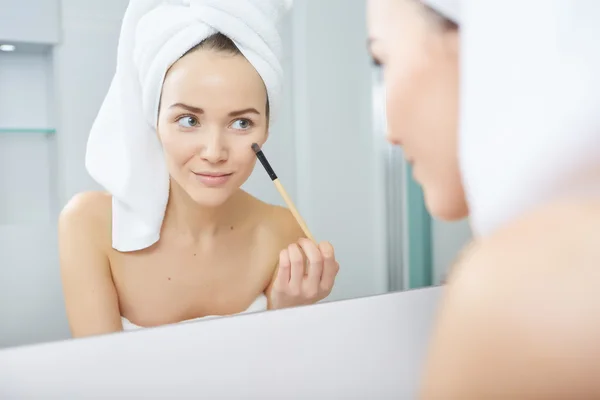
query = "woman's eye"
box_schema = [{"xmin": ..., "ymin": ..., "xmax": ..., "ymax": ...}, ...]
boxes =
[
  {"xmin": 177, "ymin": 116, "xmax": 198, "ymax": 128},
  {"xmin": 231, "ymin": 119, "xmax": 252, "ymax": 130}
]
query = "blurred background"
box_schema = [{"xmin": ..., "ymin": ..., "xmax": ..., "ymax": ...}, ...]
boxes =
[{"xmin": 0, "ymin": 0, "xmax": 472, "ymax": 348}]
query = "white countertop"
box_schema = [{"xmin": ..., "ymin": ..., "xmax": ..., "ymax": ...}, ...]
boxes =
[{"xmin": 0, "ymin": 286, "xmax": 443, "ymax": 399}]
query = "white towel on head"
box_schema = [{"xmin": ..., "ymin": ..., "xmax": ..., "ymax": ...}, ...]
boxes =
[
  {"xmin": 459, "ymin": 1, "xmax": 600, "ymax": 237},
  {"xmin": 421, "ymin": 0, "xmax": 460, "ymax": 22},
  {"xmin": 85, "ymin": 0, "xmax": 292, "ymax": 252}
]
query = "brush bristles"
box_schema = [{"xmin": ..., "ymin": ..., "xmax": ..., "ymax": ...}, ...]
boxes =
[{"xmin": 251, "ymin": 143, "xmax": 278, "ymax": 181}]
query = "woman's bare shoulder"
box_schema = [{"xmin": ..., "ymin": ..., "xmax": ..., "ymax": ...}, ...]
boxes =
[
  {"xmin": 58, "ymin": 191, "xmax": 121, "ymax": 337},
  {"xmin": 58, "ymin": 191, "xmax": 112, "ymax": 248},
  {"xmin": 239, "ymin": 191, "xmax": 305, "ymax": 243},
  {"xmin": 454, "ymin": 200, "xmax": 600, "ymax": 278},
  {"xmin": 256, "ymin": 200, "xmax": 305, "ymax": 246},
  {"xmin": 419, "ymin": 200, "xmax": 600, "ymax": 399}
]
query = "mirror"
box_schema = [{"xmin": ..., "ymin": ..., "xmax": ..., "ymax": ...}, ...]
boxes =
[{"xmin": 0, "ymin": 0, "xmax": 471, "ymax": 349}]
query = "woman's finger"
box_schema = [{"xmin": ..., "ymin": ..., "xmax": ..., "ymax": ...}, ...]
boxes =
[
  {"xmin": 319, "ymin": 241, "xmax": 335, "ymax": 260},
  {"xmin": 287, "ymin": 243, "xmax": 304, "ymax": 296},
  {"xmin": 318, "ymin": 242, "xmax": 339, "ymax": 293},
  {"xmin": 273, "ymin": 249, "xmax": 291, "ymax": 292},
  {"xmin": 297, "ymin": 238, "xmax": 323, "ymax": 293}
]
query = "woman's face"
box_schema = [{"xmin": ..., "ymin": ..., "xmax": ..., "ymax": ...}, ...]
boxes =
[
  {"xmin": 157, "ymin": 49, "xmax": 268, "ymax": 207},
  {"xmin": 367, "ymin": 0, "xmax": 468, "ymax": 220}
]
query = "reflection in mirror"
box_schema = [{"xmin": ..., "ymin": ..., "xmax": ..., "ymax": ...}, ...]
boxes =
[{"xmin": 0, "ymin": 0, "xmax": 470, "ymax": 350}]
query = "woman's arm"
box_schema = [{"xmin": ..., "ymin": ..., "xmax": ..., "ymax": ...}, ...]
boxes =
[
  {"xmin": 58, "ymin": 192, "xmax": 123, "ymax": 338},
  {"xmin": 418, "ymin": 201, "xmax": 600, "ymax": 399}
]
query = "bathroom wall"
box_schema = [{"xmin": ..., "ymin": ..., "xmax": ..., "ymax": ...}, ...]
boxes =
[{"xmin": 0, "ymin": 0, "xmax": 63, "ymax": 347}]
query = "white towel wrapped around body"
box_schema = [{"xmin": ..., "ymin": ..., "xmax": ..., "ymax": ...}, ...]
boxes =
[
  {"xmin": 424, "ymin": 0, "xmax": 600, "ymax": 237},
  {"xmin": 85, "ymin": 0, "xmax": 292, "ymax": 252}
]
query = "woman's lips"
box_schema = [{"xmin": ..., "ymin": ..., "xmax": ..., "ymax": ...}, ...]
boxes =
[{"xmin": 193, "ymin": 172, "xmax": 233, "ymax": 187}]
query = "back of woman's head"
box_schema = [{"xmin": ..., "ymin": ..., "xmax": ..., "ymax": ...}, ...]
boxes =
[{"xmin": 369, "ymin": 0, "xmax": 600, "ymax": 238}]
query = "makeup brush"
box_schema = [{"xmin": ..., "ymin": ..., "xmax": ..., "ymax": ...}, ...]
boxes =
[{"xmin": 251, "ymin": 143, "xmax": 316, "ymax": 243}]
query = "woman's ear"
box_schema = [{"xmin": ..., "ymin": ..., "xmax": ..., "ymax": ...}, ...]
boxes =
[{"xmin": 264, "ymin": 108, "xmax": 270, "ymax": 140}]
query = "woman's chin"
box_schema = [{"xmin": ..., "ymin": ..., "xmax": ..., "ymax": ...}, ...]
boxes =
[
  {"xmin": 423, "ymin": 185, "xmax": 469, "ymax": 221},
  {"xmin": 187, "ymin": 187, "xmax": 233, "ymax": 208}
]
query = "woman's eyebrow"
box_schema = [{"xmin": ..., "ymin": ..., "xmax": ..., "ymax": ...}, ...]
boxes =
[
  {"xmin": 229, "ymin": 108, "xmax": 260, "ymax": 117},
  {"xmin": 169, "ymin": 103, "xmax": 203, "ymax": 114},
  {"xmin": 168, "ymin": 103, "xmax": 260, "ymax": 117}
]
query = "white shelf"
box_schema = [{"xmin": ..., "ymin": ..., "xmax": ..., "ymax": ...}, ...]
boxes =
[{"xmin": 0, "ymin": 128, "xmax": 56, "ymax": 134}]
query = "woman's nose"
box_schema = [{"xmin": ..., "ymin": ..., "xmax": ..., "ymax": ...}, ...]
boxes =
[{"xmin": 199, "ymin": 129, "xmax": 228, "ymax": 163}]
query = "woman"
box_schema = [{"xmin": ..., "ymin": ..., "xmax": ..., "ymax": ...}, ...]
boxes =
[
  {"xmin": 59, "ymin": 1, "xmax": 339, "ymax": 338},
  {"xmin": 368, "ymin": 0, "xmax": 600, "ymax": 398}
]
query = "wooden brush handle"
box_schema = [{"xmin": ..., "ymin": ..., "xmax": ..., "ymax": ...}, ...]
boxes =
[{"xmin": 273, "ymin": 179, "xmax": 316, "ymax": 242}]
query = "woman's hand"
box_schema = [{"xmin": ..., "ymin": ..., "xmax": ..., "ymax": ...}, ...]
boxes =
[{"xmin": 268, "ymin": 238, "xmax": 340, "ymax": 310}]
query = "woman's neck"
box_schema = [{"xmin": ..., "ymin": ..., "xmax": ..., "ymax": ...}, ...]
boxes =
[{"xmin": 162, "ymin": 180, "xmax": 245, "ymax": 243}]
